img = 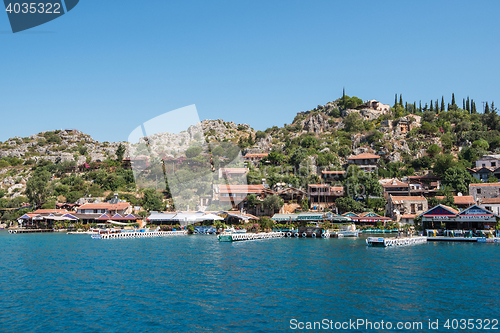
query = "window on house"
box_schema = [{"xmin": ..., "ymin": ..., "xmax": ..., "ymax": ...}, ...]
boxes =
[
  {"xmin": 410, "ymin": 203, "xmax": 416, "ymax": 213},
  {"xmin": 477, "ymin": 189, "xmax": 482, "ymax": 194},
  {"xmin": 486, "ymin": 206, "xmax": 492, "ymax": 211},
  {"xmin": 482, "ymin": 164, "xmax": 486, "ymax": 167},
  {"xmin": 492, "ymin": 162, "xmax": 496, "ymax": 167},
  {"xmin": 418, "ymin": 204, "xmax": 423, "ymax": 210}
]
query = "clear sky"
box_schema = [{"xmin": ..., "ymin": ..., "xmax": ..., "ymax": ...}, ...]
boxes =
[{"xmin": 1, "ymin": 0, "xmax": 499, "ymax": 142}]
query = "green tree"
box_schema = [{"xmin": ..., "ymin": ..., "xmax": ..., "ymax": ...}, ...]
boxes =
[
  {"xmin": 301, "ymin": 136, "xmax": 317, "ymax": 148},
  {"xmin": 335, "ymin": 197, "xmax": 363, "ymax": 213},
  {"xmin": 263, "ymin": 195, "xmax": 284, "ymax": 212},
  {"xmin": 115, "ymin": 143, "xmax": 126, "ymax": 161},
  {"xmin": 441, "ymin": 134, "xmax": 454, "ymax": 151},
  {"xmin": 25, "ymin": 170, "xmax": 51, "ymax": 207},
  {"xmin": 432, "ymin": 154, "xmax": 457, "ymax": 176},
  {"xmin": 185, "ymin": 146, "xmax": 202, "ymax": 158},
  {"xmin": 141, "ymin": 189, "xmax": 164, "ymax": 211},
  {"xmin": 426, "ymin": 144, "xmax": 441, "ymax": 157},
  {"xmin": 442, "ymin": 166, "xmax": 475, "ymax": 194},
  {"xmin": 344, "ymin": 112, "xmax": 364, "ymax": 133}
]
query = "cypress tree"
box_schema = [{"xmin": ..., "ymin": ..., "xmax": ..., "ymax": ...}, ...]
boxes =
[
  {"xmin": 419, "ymin": 101, "xmax": 422, "ymax": 112},
  {"xmin": 405, "ymin": 102, "xmax": 408, "ymax": 113},
  {"xmin": 342, "ymin": 87, "xmax": 346, "ymax": 110},
  {"xmin": 435, "ymin": 100, "xmax": 439, "ymax": 112},
  {"xmin": 399, "ymin": 94, "xmax": 403, "ymax": 106},
  {"xmin": 413, "ymin": 102, "xmax": 416, "ymax": 113},
  {"xmin": 466, "ymin": 97, "xmax": 470, "ymax": 113},
  {"xmin": 463, "ymin": 98, "xmax": 465, "ymax": 110},
  {"xmin": 430, "ymin": 101, "xmax": 434, "ymax": 112},
  {"xmin": 451, "ymin": 93, "xmax": 456, "ymax": 106},
  {"xmin": 485, "ymin": 102, "xmax": 490, "ymax": 114},
  {"xmin": 441, "ymin": 96, "xmax": 445, "ymax": 111}
]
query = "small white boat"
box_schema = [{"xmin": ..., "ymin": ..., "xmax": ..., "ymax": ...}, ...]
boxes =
[
  {"xmin": 335, "ymin": 224, "xmax": 360, "ymax": 237},
  {"xmin": 223, "ymin": 226, "xmax": 247, "ymax": 234}
]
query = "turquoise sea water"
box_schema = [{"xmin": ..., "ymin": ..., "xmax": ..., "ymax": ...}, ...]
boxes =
[{"xmin": 0, "ymin": 231, "xmax": 499, "ymax": 332}]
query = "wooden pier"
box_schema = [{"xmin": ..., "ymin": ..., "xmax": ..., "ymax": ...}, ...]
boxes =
[{"xmin": 8, "ymin": 229, "xmax": 54, "ymax": 234}]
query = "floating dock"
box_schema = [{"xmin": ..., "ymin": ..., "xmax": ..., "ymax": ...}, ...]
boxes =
[
  {"xmin": 91, "ymin": 230, "xmax": 187, "ymax": 239},
  {"xmin": 366, "ymin": 236, "xmax": 427, "ymax": 247},
  {"xmin": 427, "ymin": 236, "xmax": 500, "ymax": 243},
  {"xmin": 218, "ymin": 231, "xmax": 285, "ymax": 242},
  {"xmin": 8, "ymin": 229, "xmax": 54, "ymax": 234}
]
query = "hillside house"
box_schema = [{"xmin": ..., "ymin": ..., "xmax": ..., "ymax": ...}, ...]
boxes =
[
  {"xmin": 308, "ymin": 184, "xmax": 344, "ymax": 209},
  {"xmin": 387, "ymin": 195, "xmax": 428, "ymax": 221},
  {"xmin": 479, "ymin": 198, "xmax": 500, "ymax": 215},
  {"xmin": 347, "ymin": 153, "xmax": 380, "ymax": 172},
  {"xmin": 218, "ymin": 168, "xmax": 249, "ymax": 180},
  {"xmin": 475, "ymin": 154, "xmax": 500, "ymax": 168},
  {"xmin": 243, "ymin": 153, "xmax": 268, "ymax": 164},
  {"xmin": 469, "ymin": 183, "xmax": 500, "ymax": 202},
  {"xmin": 380, "ymin": 178, "xmax": 410, "ymax": 198}
]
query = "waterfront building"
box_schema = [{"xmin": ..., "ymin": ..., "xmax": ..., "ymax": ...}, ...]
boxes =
[
  {"xmin": 419, "ymin": 204, "xmax": 498, "ymax": 230},
  {"xmin": 77, "ymin": 202, "xmax": 132, "ymax": 215}
]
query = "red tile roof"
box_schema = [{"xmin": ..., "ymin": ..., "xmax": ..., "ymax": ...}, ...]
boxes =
[
  {"xmin": 480, "ymin": 198, "xmax": 500, "ymax": 204},
  {"xmin": 218, "ymin": 184, "xmax": 266, "ymax": 194},
  {"xmin": 32, "ymin": 209, "xmax": 68, "ymax": 214},
  {"xmin": 220, "ymin": 168, "xmax": 249, "ymax": 173},
  {"xmin": 440, "ymin": 205, "xmax": 460, "ymax": 215},
  {"xmin": 78, "ymin": 203, "xmax": 131, "ymax": 210},
  {"xmin": 435, "ymin": 196, "xmax": 475, "ymax": 205},
  {"xmin": 381, "ymin": 178, "xmax": 409, "ymax": 188},
  {"xmin": 321, "ymin": 171, "xmax": 346, "ymax": 174},
  {"xmin": 243, "ymin": 153, "xmax": 268, "ymax": 158},
  {"xmin": 390, "ymin": 196, "xmax": 427, "ymax": 202},
  {"xmin": 469, "ymin": 183, "xmax": 500, "ymax": 187},
  {"xmin": 401, "ymin": 214, "xmax": 417, "ymax": 219},
  {"xmin": 347, "ymin": 153, "xmax": 380, "ymax": 160}
]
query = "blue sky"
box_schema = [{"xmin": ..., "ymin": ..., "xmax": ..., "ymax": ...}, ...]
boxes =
[{"xmin": 1, "ymin": 0, "xmax": 499, "ymax": 142}]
